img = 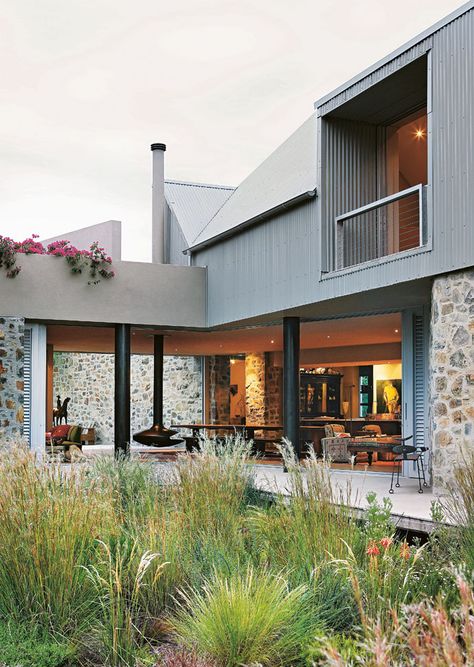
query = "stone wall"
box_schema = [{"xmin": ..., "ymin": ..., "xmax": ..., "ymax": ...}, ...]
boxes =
[
  {"xmin": 0, "ymin": 317, "xmax": 24, "ymax": 443},
  {"xmin": 265, "ymin": 355, "xmax": 282, "ymax": 424},
  {"xmin": 53, "ymin": 352, "xmax": 202, "ymax": 444},
  {"xmin": 208, "ymin": 356, "xmax": 230, "ymax": 423},
  {"xmin": 430, "ymin": 269, "xmax": 474, "ymax": 493},
  {"xmin": 245, "ymin": 353, "xmax": 266, "ymax": 424}
]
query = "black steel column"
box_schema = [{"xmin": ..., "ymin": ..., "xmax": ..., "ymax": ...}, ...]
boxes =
[
  {"xmin": 132, "ymin": 334, "xmax": 180, "ymax": 446},
  {"xmin": 283, "ymin": 317, "xmax": 301, "ymax": 458},
  {"xmin": 114, "ymin": 323, "xmax": 131, "ymax": 458},
  {"xmin": 153, "ymin": 334, "xmax": 164, "ymax": 425}
]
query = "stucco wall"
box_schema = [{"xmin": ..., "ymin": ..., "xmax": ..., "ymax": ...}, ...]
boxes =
[
  {"xmin": 53, "ymin": 352, "xmax": 202, "ymax": 444},
  {"xmin": 0, "ymin": 254, "xmax": 206, "ymax": 328},
  {"xmin": 430, "ymin": 269, "xmax": 474, "ymax": 493},
  {"xmin": 0, "ymin": 317, "xmax": 25, "ymax": 443}
]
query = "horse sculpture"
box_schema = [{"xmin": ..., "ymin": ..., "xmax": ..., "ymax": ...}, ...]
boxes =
[{"xmin": 53, "ymin": 397, "xmax": 71, "ymax": 426}]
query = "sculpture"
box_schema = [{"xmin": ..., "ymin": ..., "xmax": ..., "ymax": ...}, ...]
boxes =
[{"xmin": 53, "ymin": 397, "xmax": 71, "ymax": 426}]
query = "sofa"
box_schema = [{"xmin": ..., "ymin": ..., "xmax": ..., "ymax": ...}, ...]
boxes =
[
  {"xmin": 322, "ymin": 423, "xmax": 375, "ymax": 464},
  {"xmin": 45, "ymin": 424, "xmax": 83, "ymax": 461}
]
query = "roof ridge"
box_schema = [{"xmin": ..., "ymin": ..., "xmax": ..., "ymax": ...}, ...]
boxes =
[{"xmin": 165, "ymin": 179, "xmax": 235, "ymax": 191}]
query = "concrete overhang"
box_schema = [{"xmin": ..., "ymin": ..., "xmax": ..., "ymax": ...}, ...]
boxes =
[{"xmin": 0, "ymin": 255, "xmax": 206, "ymax": 329}]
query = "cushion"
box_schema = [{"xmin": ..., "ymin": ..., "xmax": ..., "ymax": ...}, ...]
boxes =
[
  {"xmin": 67, "ymin": 425, "xmax": 82, "ymax": 444},
  {"xmin": 51, "ymin": 424, "xmax": 70, "ymax": 439}
]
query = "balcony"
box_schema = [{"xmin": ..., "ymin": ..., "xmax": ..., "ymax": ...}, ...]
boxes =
[{"xmin": 335, "ymin": 184, "xmax": 426, "ymax": 271}]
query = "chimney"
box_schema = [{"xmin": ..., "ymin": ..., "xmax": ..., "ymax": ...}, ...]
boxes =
[{"xmin": 151, "ymin": 142, "xmax": 166, "ymax": 263}]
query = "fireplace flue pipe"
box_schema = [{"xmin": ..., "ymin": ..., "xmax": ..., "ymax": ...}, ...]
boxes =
[{"xmin": 133, "ymin": 334, "xmax": 181, "ymax": 447}]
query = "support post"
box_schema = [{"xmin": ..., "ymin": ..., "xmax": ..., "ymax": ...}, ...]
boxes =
[
  {"xmin": 283, "ymin": 317, "xmax": 300, "ymax": 458},
  {"xmin": 114, "ymin": 323, "xmax": 131, "ymax": 458},
  {"xmin": 132, "ymin": 333, "xmax": 180, "ymax": 446},
  {"xmin": 153, "ymin": 334, "xmax": 164, "ymax": 425}
]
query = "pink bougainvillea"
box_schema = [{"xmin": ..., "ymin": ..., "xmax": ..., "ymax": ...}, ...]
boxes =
[{"xmin": 0, "ymin": 234, "xmax": 115, "ymax": 284}]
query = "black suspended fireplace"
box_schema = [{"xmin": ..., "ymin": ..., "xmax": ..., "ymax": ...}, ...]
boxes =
[{"xmin": 133, "ymin": 334, "xmax": 183, "ymax": 447}]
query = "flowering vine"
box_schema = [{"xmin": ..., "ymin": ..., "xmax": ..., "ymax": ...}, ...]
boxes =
[{"xmin": 0, "ymin": 235, "xmax": 115, "ymax": 285}]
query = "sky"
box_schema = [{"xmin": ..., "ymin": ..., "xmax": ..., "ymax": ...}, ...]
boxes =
[{"xmin": 0, "ymin": 0, "xmax": 464, "ymax": 261}]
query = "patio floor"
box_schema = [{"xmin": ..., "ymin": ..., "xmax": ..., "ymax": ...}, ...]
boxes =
[
  {"xmin": 81, "ymin": 444, "xmax": 442, "ymax": 533},
  {"xmin": 252, "ymin": 464, "xmax": 441, "ymax": 533}
]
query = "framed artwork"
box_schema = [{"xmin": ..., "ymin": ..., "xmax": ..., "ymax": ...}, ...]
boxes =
[{"xmin": 376, "ymin": 379, "xmax": 402, "ymax": 415}]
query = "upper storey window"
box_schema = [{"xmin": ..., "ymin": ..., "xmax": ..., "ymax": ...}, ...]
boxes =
[{"xmin": 321, "ymin": 55, "xmax": 430, "ymax": 271}]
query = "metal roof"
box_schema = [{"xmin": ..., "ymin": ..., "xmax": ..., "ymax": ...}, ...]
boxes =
[
  {"xmin": 314, "ymin": 0, "xmax": 474, "ymax": 111},
  {"xmin": 188, "ymin": 113, "xmax": 317, "ymax": 251},
  {"xmin": 164, "ymin": 180, "xmax": 235, "ymax": 246}
]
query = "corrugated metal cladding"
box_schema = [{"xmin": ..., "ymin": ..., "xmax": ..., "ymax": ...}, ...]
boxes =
[
  {"xmin": 166, "ymin": 208, "xmax": 189, "ymax": 266},
  {"xmin": 321, "ymin": 119, "xmax": 378, "ymax": 271},
  {"xmin": 164, "ymin": 180, "xmax": 234, "ymax": 266},
  {"xmin": 190, "ymin": 115, "xmax": 317, "ymax": 249},
  {"xmin": 165, "ymin": 180, "xmax": 234, "ymax": 246},
  {"xmin": 195, "ymin": 7, "xmax": 474, "ymax": 327},
  {"xmin": 317, "ymin": 39, "xmax": 432, "ymax": 117},
  {"xmin": 430, "ymin": 6, "xmax": 474, "ymax": 271},
  {"xmin": 194, "ymin": 200, "xmax": 318, "ymax": 326}
]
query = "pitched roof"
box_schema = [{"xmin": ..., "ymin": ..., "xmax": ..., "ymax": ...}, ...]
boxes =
[
  {"xmin": 188, "ymin": 113, "xmax": 317, "ymax": 251},
  {"xmin": 164, "ymin": 180, "xmax": 234, "ymax": 246}
]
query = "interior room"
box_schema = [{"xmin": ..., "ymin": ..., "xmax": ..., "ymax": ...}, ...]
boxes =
[{"xmin": 46, "ymin": 312, "xmax": 403, "ymax": 472}]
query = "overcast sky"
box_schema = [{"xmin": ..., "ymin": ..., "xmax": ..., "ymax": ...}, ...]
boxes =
[{"xmin": 0, "ymin": 0, "xmax": 462, "ymax": 260}]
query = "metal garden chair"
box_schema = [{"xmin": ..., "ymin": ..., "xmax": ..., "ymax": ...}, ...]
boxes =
[{"xmin": 389, "ymin": 435, "xmax": 429, "ymax": 495}]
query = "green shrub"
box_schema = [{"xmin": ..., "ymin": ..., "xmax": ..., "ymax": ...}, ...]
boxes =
[
  {"xmin": 171, "ymin": 567, "xmax": 315, "ymax": 667},
  {"xmin": 0, "ymin": 622, "xmax": 74, "ymax": 667}
]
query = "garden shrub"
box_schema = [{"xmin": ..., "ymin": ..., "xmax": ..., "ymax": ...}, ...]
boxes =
[
  {"xmin": 171, "ymin": 566, "xmax": 316, "ymax": 667},
  {"xmin": 0, "ymin": 622, "xmax": 75, "ymax": 667}
]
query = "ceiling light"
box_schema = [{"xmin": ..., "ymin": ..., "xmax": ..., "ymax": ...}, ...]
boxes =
[
  {"xmin": 230, "ymin": 358, "xmax": 236, "ymax": 365},
  {"xmin": 270, "ymin": 339, "xmax": 275, "ymax": 344},
  {"xmin": 327, "ymin": 335, "xmax": 331, "ymax": 338}
]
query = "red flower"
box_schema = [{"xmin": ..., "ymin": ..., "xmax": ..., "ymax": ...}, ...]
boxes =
[
  {"xmin": 366, "ymin": 541, "xmax": 380, "ymax": 556},
  {"xmin": 380, "ymin": 537, "xmax": 393, "ymax": 550},
  {"xmin": 400, "ymin": 542, "xmax": 410, "ymax": 560}
]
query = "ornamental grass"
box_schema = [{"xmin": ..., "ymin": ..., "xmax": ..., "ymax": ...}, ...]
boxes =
[{"xmin": 0, "ymin": 437, "xmax": 470, "ymax": 666}]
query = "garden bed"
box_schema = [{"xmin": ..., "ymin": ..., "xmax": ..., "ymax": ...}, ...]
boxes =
[{"xmin": 0, "ymin": 438, "xmax": 471, "ymax": 666}]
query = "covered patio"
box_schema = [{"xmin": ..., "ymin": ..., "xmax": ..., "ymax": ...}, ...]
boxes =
[{"xmin": 45, "ymin": 310, "xmax": 426, "ymax": 485}]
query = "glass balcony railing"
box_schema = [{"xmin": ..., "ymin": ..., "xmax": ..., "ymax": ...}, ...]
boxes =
[{"xmin": 335, "ymin": 184, "xmax": 426, "ymax": 270}]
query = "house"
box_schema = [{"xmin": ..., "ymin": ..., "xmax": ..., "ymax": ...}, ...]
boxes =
[{"xmin": 1, "ymin": 1, "xmax": 473, "ymax": 495}]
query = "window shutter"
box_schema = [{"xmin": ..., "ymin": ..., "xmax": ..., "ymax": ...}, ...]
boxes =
[
  {"xmin": 23, "ymin": 327, "xmax": 32, "ymax": 445},
  {"xmin": 413, "ymin": 314, "xmax": 426, "ymax": 449}
]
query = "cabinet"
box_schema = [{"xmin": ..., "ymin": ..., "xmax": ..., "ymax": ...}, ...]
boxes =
[{"xmin": 300, "ymin": 373, "xmax": 342, "ymax": 418}]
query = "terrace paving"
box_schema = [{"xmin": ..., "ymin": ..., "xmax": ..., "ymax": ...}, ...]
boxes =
[{"xmin": 81, "ymin": 445, "xmax": 444, "ymax": 533}]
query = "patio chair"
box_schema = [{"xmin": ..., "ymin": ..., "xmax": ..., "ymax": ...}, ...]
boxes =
[
  {"xmin": 321, "ymin": 436, "xmax": 351, "ymax": 463},
  {"xmin": 323, "ymin": 424, "xmax": 374, "ymax": 464},
  {"xmin": 389, "ymin": 435, "xmax": 428, "ymax": 494}
]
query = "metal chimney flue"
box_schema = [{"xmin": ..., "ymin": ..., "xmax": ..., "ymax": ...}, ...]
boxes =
[
  {"xmin": 151, "ymin": 143, "xmax": 166, "ymax": 264},
  {"xmin": 133, "ymin": 334, "xmax": 182, "ymax": 447}
]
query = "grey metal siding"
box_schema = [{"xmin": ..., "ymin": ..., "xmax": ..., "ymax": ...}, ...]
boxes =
[
  {"xmin": 167, "ymin": 209, "xmax": 189, "ymax": 266},
  {"xmin": 321, "ymin": 118, "xmax": 378, "ymax": 271},
  {"xmin": 194, "ymin": 201, "xmax": 318, "ymax": 326},
  {"xmin": 431, "ymin": 7, "xmax": 474, "ymax": 270},
  {"xmin": 195, "ymin": 7, "xmax": 474, "ymax": 328}
]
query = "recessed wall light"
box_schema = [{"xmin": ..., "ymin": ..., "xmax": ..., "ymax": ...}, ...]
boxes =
[
  {"xmin": 395, "ymin": 329, "xmax": 399, "ymax": 333},
  {"xmin": 270, "ymin": 339, "xmax": 275, "ymax": 344}
]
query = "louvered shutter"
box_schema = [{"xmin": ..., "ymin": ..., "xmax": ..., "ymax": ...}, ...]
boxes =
[
  {"xmin": 23, "ymin": 327, "xmax": 32, "ymax": 445},
  {"xmin": 413, "ymin": 314, "xmax": 426, "ymax": 450}
]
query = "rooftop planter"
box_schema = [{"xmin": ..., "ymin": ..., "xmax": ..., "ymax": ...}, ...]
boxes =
[{"xmin": 0, "ymin": 235, "xmax": 115, "ymax": 285}]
